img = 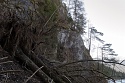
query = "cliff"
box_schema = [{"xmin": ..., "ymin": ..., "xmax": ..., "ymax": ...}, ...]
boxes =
[{"xmin": 0, "ymin": 0, "xmax": 107, "ymax": 83}]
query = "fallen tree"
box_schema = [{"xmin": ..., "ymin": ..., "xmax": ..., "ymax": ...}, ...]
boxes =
[{"xmin": 15, "ymin": 47, "xmax": 71, "ymax": 83}]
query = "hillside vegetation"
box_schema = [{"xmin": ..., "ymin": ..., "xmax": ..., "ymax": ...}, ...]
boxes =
[{"xmin": 0, "ymin": 0, "xmax": 112, "ymax": 83}]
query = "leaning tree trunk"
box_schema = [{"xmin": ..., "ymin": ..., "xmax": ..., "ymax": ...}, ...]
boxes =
[{"xmin": 15, "ymin": 47, "xmax": 70, "ymax": 83}]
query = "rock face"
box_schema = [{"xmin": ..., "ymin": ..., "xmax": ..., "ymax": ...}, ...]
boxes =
[
  {"xmin": 0, "ymin": 0, "xmax": 107, "ymax": 83},
  {"xmin": 57, "ymin": 30, "xmax": 108, "ymax": 83},
  {"xmin": 57, "ymin": 30, "xmax": 87, "ymax": 62}
]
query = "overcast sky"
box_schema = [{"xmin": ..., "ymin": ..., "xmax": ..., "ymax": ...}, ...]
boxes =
[{"xmin": 84, "ymin": 0, "xmax": 125, "ymax": 60}]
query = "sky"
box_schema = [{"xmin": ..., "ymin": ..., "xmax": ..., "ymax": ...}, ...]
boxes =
[{"xmin": 83, "ymin": 0, "xmax": 125, "ymax": 60}]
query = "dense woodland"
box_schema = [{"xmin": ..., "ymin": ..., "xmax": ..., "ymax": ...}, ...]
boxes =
[{"xmin": 0, "ymin": 0, "xmax": 125, "ymax": 83}]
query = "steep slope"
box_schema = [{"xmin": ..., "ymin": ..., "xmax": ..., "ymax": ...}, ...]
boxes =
[
  {"xmin": 0, "ymin": 46, "xmax": 41, "ymax": 83},
  {"xmin": 0, "ymin": 0, "xmax": 108, "ymax": 83}
]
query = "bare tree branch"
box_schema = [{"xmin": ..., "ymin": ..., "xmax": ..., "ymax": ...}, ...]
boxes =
[
  {"xmin": 64, "ymin": 68, "xmax": 116, "ymax": 83},
  {"xmin": 0, "ymin": 70, "xmax": 22, "ymax": 74},
  {"xmin": 0, "ymin": 61, "xmax": 13, "ymax": 65},
  {"xmin": 56, "ymin": 59, "xmax": 125, "ymax": 68},
  {"xmin": 0, "ymin": 57, "xmax": 8, "ymax": 60},
  {"xmin": 25, "ymin": 66, "xmax": 44, "ymax": 83},
  {"xmin": 38, "ymin": 5, "xmax": 61, "ymax": 35}
]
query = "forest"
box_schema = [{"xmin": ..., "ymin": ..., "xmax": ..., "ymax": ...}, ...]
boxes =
[{"xmin": 0, "ymin": 0, "xmax": 125, "ymax": 83}]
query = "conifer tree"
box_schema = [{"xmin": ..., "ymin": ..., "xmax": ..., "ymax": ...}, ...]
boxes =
[{"xmin": 64, "ymin": 0, "xmax": 86, "ymax": 34}]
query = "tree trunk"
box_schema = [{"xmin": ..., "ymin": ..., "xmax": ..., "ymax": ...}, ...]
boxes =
[
  {"xmin": 15, "ymin": 47, "xmax": 70, "ymax": 83},
  {"xmin": 15, "ymin": 48, "xmax": 53, "ymax": 83}
]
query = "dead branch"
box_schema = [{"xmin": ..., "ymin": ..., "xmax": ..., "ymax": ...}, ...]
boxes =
[
  {"xmin": 38, "ymin": 5, "xmax": 61, "ymax": 35},
  {"xmin": 0, "ymin": 70, "xmax": 22, "ymax": 74},
  {"xmin": 15, "ymin": 47, "xmax": 53, "ymax": 83},
  {"xmin": 68, "ymin": 75, "xmax": 90, "ymax": 83},
  {"xmin": 80, "ymin": 75, "xmax": 90, "ymax": 83},
  {"xmin": 21, "ymin": 48, "xmax": 70, "ymax": 83},
  {"xmin": 56, "ymin": 59, "xmax": 125, "ymax": 68},
  {"xmin": 0, "ymin": 61, "xmax": 13, "ymax": 65},
  {"xmin": 120, "ymin": 60, "xmax": 125, "ymax": 64},
  {"xmin": 25, "ymin": 66, "xmax": 44, "ymax": 83},
  {"xmin": 0, "ymin": 57, "xmax": 8, "ymax": 60},
  {"xmin": 62, "ymin": 75, "xmax": 72, "ymax": 83},
  {"xmin": 63, "ymin": 68, "xmax": 116, "ymax": 83},
  {"xmin": 0, "ymin": 57, "xmax": 9, "ymax": 62}
]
